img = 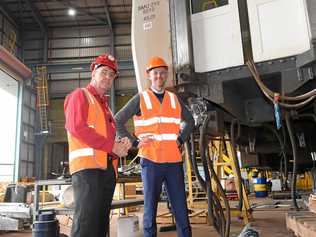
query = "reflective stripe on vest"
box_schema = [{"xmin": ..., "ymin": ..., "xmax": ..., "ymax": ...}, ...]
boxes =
[
  {"xmin": 134, "ymin": 116, "xmax": 181, "ymax": 127},
  {"xmin": 69, "ymin": 148, "xmax": 94, "ymax": 162},
  {"xmin": 142, "ymin": 90, "xmax": 152, "ymax": 109},
  {"xmin": 134, "ymin": 89, "xmax": 182, "ymax": 163},
  {"xmin": 138, "ymin": 133, "xmax": 178, "ymax": 141},
  {"xmin": 167, "ymin": 91, "xmax": 176, "ymax": 109}
]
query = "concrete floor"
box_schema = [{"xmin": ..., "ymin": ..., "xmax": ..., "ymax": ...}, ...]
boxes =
[
  {"xmin": 0, "ymin": 197, "xmax": 296, "ymax": 237},
  {"xmin": 0, "ymin": 208, "xmax": 292, "ymax": 237}
]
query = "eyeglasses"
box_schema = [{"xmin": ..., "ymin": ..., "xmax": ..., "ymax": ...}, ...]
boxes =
[
  {"xmin": 150, "ymin": 70, "xmax": 168, "ymax": 77},
  {"xmin": 99, "ymin": 69, "xmax": 117, "ymax": 79}
]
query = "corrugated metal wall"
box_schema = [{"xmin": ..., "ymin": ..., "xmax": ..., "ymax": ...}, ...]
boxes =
[
  {"xmin": 23, "ymin": 29, "xmax": 44, "ymax": 64},
  {"xmin": 0, "ymin": 7, "xmax": 136, "ymax": 179},
  {"xmin": 19, "ymin": 86, "xmax": 36, "ymax": 178},
  {"xmin": 0, "ymin": 10, "xmax": 36, "ymax": 179},
  {"xmin": 23, "ymin": 24, "xmax": 136, "ymax": 98},
  {"xmin": 21, "ymin": 19, "xmax": 137, "ymax": 178}
]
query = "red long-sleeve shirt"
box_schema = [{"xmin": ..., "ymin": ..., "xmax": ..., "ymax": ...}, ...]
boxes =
[{"xmin": 64, "ymin": 84, "xmax": 116, "ymax": 153}]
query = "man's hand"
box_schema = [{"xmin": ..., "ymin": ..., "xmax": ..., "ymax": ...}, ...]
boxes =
[
  {"xmin": 138, "ymin": 135, "xmax": 155, "ymax": 148},
  {"xmin": 119, "ymin": 137, "xmax": 132, "ymax": 150},
  {"xmin": 111, "ymin": 137, "xmax": 132, "ymax": 157}
]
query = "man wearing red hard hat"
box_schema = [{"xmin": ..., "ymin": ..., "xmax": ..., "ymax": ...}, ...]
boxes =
[{"xmin": 64, "ymin": 54, "xmax": 131, "ymax": 237}]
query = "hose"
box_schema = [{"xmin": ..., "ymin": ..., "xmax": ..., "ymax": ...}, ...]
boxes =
[
  {"xmin": 285, "ymin": 112, "xmax": 299, "ymax": 210},
  {"xmin": 281, "ymin": 123, "xmax": 289, "ymax": 190},
  {"xmin": 185, "ymin": 135, "xmax": 206, "ymax": 190},
  {"xmin": 185, "ymin": 116, "xmax": 230, "ymax": 237},
  {"xmin": 186, "ymin": 137, "xmax": 225, "ymax": 235},
  {"xmin": 206, "ymin": 141, "xmax": 231, "ymax": 237},
  {"xmin": 247, "ymin": 60, "xmax": 316, "ymax": 101},
  {"xmin": 199, "ymin": 121, "xmax": 217, "ymax": 230},
  {"xmin": 263, "ymin": 124, "xmax": 288, "ymax": 190},
  {"xmin": 246, "ymin": 60, "xmax": 316, "ymax": 108},
  {"xmin": 200, "ymin": 113, "xmax": 230, "ymax": 237},
  {"xmin": 230, "ymin": 119, "xmax": 244, "ymax": 211}
]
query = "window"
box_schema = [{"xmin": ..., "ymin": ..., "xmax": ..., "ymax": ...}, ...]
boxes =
[{"xmin": 191, "ymin": 0, "xmax": 229, "ymax": 14}]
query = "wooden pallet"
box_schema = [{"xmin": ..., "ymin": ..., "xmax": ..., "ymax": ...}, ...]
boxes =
[{"xmin": 286, "ymin": 211, "xmax": 316, "ymax": 237}]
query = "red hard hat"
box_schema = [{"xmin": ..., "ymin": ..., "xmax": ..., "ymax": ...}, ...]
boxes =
[
  {"xmin": 90, "ymin": 54, "xmax": 118, "ymax": 73},
  {"xmin": 146, "ymin": 56, "xmax": 168, "ymax": 72}
]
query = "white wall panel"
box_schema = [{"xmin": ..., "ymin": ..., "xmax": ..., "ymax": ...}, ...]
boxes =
[
  {"xmin": 306, "ymin": 0, "xmax": 316, "ymax": 39},
  {"xmin": 247, "ymin": 0, "xmax": 312, "ymax": 62},
  {"xmin": 191, "ymin": 0, "xmax": 244, "ymax": 72}
]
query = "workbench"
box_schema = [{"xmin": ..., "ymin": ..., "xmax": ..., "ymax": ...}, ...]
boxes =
[{"xmin": 33, "ymin": 177, "xmax": 143, "ymax": 222}]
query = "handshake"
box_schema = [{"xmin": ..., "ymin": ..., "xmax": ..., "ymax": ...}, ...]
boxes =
[{"xmin": 111, "ymin": 137, "xmax": 132, "ymax": 158}]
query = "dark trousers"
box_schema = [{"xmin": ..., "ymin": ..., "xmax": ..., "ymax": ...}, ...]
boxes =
[
  {"xmin": 141, "ymin": 158, "xmax": 192, "ymax": 237},
  {"xmin": 71, "ymin": 166, "xmax": 116, "ymax": 237}
]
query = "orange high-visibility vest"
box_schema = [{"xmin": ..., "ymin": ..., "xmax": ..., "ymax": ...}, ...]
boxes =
[
  {"xmin": 67, "ymin": 88, "xmax": 118, "ymax": 175},
  {"xmin": 134, "ymin": 89, "xmax": 182, "ymax": 163}
]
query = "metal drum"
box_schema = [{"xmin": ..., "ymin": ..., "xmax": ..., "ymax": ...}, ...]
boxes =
[
  {"xmin": 32, "ymin": 210, "xmax": 59, "ymax": 237},
  {"xmin": 253, "ymin": 177, "xmax": 267, "ymax": 197}
]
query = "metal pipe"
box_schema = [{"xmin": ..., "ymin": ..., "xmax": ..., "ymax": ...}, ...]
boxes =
[
  {"xmin": 230, "ymin": 119, "xmax": 243, "ymax": 211},
  {"xmin": 263, "ymin": 124, "xmax": 288, "ymax": 190}
]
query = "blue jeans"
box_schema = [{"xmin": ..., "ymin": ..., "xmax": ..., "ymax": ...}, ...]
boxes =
[{"xmin": 141, "ymin": 158, "xmax": 192, "ymax": 237}]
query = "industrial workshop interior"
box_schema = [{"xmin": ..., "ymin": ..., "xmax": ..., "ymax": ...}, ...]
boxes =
[{"xmin": 3, "ymin": 0, "xmax": 316, "ymax": 236}]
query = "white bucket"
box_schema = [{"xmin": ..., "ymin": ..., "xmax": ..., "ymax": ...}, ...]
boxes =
[{"xmin": 117, "ymin": 215, "xmax": 140, "ymax": 237}]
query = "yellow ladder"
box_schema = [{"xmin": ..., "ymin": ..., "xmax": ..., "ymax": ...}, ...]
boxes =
[
  {"xmin": 210, "ymin": 137, "xmax": 253, "ymax": 224},
  {"xmin": 36, "ymin": 66, "xmax": 49, "ymax": 134},
  {"xmin": 7, "ymin": 30, "xmax": 16, "ymax": 54},
  {"xmin": 185, "ymin": 137, "xmax": 207, "ymax": 208}
]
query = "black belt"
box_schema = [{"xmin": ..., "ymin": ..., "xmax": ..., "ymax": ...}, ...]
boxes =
[{"xmin": 108, "ymin": 155, "xmax": 113, "ymax": 166}]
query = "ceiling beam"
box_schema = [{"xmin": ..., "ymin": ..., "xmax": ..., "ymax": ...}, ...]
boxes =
[
  {"xmin": 24, "ymin": 0, "xmax": 48, "ymax": 63},
  {"xmin": 24, "ymin": 0, "xmax": 47, "ymax": 33},
  {"xmin": 103, "ymin": 0, "xmax": 115, "ymax": 112},
  {"xmin": 28, "ymin": 60, "xmax": 133, "ymax": 74},
  {"xmin": 104, "ymin": 0, "xmax": 112, "ymax": 29},
  {"xmin": 0, "ymin": 2, "xmax": 19, "ymax": 29}
]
